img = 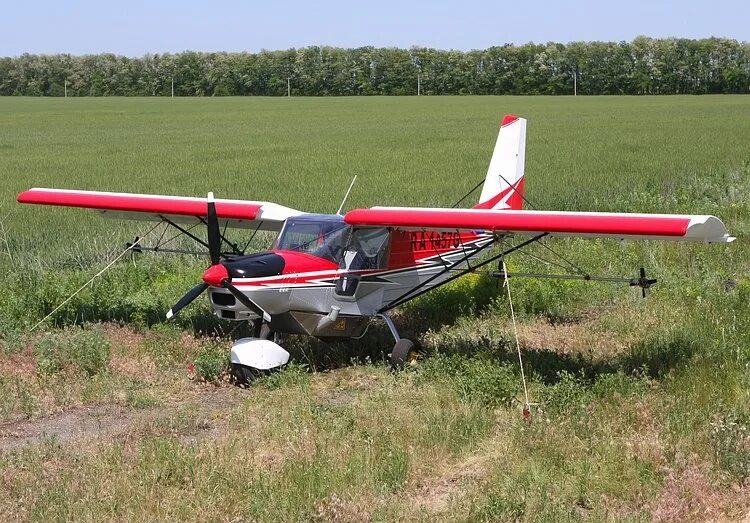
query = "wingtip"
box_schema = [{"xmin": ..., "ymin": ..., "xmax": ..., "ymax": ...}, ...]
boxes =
[
  {"xmin": 166, "ymin": 309, "xmax": 174, "ymax": 320},
  {"xmin": 16, "ymin": 188, "xmax": 35, "ymax": 203}
]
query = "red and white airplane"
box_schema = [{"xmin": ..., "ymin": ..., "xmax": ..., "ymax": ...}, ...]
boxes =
[{"xmin": 17, "ymin": 115, "xmax": 734, "ymax": 380}]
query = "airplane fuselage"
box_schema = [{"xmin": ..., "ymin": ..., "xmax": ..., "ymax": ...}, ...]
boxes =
[{"xmin": 205, "ymin": 213, "xmax": 493, "ymax": 336}]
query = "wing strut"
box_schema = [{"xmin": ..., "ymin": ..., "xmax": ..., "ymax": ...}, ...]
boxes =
[{"xmin": 378, "ymin": 233, "xmax": 548, "ymax": 313}]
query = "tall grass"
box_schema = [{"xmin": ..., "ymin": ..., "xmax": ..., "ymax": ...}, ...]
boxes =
[{"xmin": 0, "ymin": 96, "xmax": 748, "ymax": 520}]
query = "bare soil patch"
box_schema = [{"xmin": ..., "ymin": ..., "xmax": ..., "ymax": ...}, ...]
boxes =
[{"xmin": 0, "ymin": 385, "xmax": 247, "ymax": 452}]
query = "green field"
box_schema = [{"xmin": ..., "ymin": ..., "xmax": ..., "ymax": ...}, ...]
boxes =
[{"xmin": 0, "ymin": 96, "xmax": 748, "ymax": 521}]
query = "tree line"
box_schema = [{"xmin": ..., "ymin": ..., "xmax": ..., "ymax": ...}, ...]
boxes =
[{"xmin": 1, "ymin": 37, "xmax": 748, "ymax": 97}]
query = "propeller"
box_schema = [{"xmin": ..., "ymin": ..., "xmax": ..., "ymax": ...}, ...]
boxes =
[
  {"xmin": 207, "ymin": 192, "xmax": 221, "ymax": 265},
  {"xmin": 166, "ymin": 282, "xmax": 208, "ymax": 319},
  {"xmin": 629, "ymin": 267, "xmax": 657, "ymax": 298},
  {"xmin": 166, "ymin": 192, "xmax": 271, "ymax": 322},
  {"xmin": 224, "ymin": 283, "xmax": 271, "ymax": 322}
]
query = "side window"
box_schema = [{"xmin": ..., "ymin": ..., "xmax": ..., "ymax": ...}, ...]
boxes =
[{"xmin": 342, "ymin": 228, "xmax": 390, "ymax": 270}]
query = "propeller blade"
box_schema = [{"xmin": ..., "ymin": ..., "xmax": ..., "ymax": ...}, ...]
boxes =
[
  {"xmin": 166, "ymin": 282, "xmax": 209, "ymax": 319},
  {"xmin": 207, "ymin": 192, "xmax": 221, "ymax": 265},
  {"xmin": 224, "ymin": 283, "xmax": 272, "ymax": 322}
]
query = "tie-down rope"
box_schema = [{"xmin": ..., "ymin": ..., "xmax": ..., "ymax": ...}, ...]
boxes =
[
  {"xmin": 501, "ymin": 259, "xmax": 533, "ymax": 422},
  {"xmin": 28, "ymin": 222, "xmax": 161, "ymax": 333}
]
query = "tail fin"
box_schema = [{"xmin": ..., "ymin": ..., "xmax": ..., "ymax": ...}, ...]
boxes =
[{"xmin": 474, "ymin": 115, "xmax": 526, "ymax": 210}]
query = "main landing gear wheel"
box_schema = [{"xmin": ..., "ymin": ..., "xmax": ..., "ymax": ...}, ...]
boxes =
[{"xmin": 390, "ymin": 339, "xmax": 421, "ymax": 370}]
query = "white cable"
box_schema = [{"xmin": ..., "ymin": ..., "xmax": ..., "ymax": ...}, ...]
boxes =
[
  {"xmin": 28, "ymin": 222, "xmax": 160, "ymax": 333},
  {"xmin": 502, "ymin": 260, "xmax": 531, "ymax": 411}
]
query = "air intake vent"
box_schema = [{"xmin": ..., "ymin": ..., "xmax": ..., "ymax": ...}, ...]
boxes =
[{"xmin": 211, "ymin": 292, "xmax": 236, "ymax": 306}]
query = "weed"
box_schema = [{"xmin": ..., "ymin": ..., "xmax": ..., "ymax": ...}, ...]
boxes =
[
  {"xmin": 256, "ymin": 363, "xmax": 310, "ymax": 390},
  {"xmin": 472, "ymin": 493, "xmax": 526, "ymax": 522},
  {"xmin": 192, "ymin": 346, "xmax": 227, "ymax": 383},
  {"xmin": 424, "ymin": 402, "xmax": 492, "ymax": 453},
  {"xmin": 137, "ymin": 437, "xmax": 199, "ymax": 488},
  {"xmin": 34, "ymin": 325, "xmax": 110, "ymax": 377},
  {"xmin": 622, "ymin": 329, "xmax": 701, "ymax": 378},
  {"xmin": 418, "ymin": 353, "xmax": 520, "ymax": 407},
  {"xmin": 372, "ymin": 439, "xmax": 410, "ymax": 493},
  {"xmin": 405, "ymin": 273, "xmax": 500, "ymax": 327},
  {"xmin": 16, "ymin": 377, "xmax": 37, "ymax": 418},
  {"xmin": 537, "ymin": 370, "xmax": 592, "ymax": 416},
  {"xmin": 126, "ymin": 389, "xmax": 161, "ymax": 409},
  {"xmin": 590, "ymin": 370, "xmax": 648, "ymax": 400},
  {"xmin": 711, "ymin": 413, "xmax": 750, "ymax": 482},
  {"xmin": 140, "ymin": 323, "xmax": 191, "ymax": 367}
]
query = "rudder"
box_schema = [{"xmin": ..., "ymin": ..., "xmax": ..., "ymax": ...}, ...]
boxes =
[{"xmin": 474, "ymin": 114, "xmax": 526, "ymax": 210}]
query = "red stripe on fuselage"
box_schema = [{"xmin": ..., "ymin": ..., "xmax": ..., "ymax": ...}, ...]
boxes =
[{"xmin": 273, "ymin": 250, "xmax": 339, "ymax": 274}]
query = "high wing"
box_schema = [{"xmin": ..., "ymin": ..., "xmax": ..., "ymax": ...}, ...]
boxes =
[
  {"xmin": 17, "ymin": 188, "xmax": 304, "ymax": 231},
  {"xmin": 344, "ymin": 207, "xmax": 734, "ymax": 243}
]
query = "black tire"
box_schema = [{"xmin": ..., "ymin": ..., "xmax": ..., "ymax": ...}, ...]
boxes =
[
  {"xmin": 390, "ymin": 339, "xmax": 420, "ymax": 370},
  {"xmin": 231, "ymin": 363, "xmax": 259, "ymax": 386}
]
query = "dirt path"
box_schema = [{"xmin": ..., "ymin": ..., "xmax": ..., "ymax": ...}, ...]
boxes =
[{"xmin": 0, "ymin": 386, "xmax": 247, "ymax": 452}]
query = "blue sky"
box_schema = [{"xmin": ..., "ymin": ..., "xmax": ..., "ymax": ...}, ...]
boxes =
[{"xmin": 2, "ymin": 0, "xmax": 748, "ymax": 56}]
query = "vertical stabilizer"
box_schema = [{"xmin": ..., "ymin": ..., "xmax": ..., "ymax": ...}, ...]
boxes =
[{"xmin": 474, "ymin": 115, "xmax": 526, "ymax": 210}]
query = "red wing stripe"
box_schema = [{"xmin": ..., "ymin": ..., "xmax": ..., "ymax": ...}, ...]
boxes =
[
  {"xmin": 17, "ymin": 189, "xmax": 262, "ymax": 221},
  {"xmin": 345, "ymin": 208, "xmax": 690, "ymax": 237}
]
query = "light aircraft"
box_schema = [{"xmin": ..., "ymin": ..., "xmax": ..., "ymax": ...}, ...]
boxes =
[{"xmin": 17, "ymin": 115, "xmax": 734, "ymax": 381}]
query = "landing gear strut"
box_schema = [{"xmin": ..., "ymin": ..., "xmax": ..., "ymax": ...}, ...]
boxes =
[{"xmin": 379, "ymin": 314, "xmax": 421, "ymax": 370}]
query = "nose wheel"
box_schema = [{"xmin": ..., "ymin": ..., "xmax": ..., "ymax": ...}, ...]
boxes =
[
  {"xmin": 230, "ymin": 320, "xmax": 288, "ymax": 385},
  {"xmin": 230, "ymin": 362, "xmax": 259, "ymax": 386}
]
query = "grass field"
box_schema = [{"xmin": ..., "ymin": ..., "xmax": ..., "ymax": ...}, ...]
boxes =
[{"xmin": 0, "ymin": 96, "xmax": 748, "ymax": 521}]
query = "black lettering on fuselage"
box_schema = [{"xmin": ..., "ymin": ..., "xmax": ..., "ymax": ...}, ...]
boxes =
[{"xmin": 410, "ymin": 231, "xmax": 462, "ymax": 252}]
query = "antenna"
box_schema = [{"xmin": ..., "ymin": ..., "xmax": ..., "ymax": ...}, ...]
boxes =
[{"xmin": 336, "ymin": 175, "xmax": 358, "ymax": 215}]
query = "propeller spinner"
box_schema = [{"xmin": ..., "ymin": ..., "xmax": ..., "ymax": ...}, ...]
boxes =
[{"xmin": 166, "ymin": 193, "xmax": 271, "ymax": 322}]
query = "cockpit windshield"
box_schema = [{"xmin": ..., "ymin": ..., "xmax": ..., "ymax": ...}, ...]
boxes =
[{"xmin": 275, "ymin": 216, "xmax": 350, "ymax": 264}]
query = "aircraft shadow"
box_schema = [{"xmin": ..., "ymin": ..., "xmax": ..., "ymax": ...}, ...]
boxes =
[{"xmin": 56, "ymin": 298, "xmax": 696, "ymax": 386}]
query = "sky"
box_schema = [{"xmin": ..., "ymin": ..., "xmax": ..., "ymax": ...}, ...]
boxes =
[{"xmin": 2, "ymin": 0, "xmax": 748, "ymax": 57}]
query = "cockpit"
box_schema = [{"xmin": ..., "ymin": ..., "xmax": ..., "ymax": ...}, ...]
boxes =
[
  {"xmin": 274, "ymin": 215, "xmax": 390, "ymax": 270},
  {"xmin": 274, "ymin": 215, "xmax": 349, "ymax": 263}
]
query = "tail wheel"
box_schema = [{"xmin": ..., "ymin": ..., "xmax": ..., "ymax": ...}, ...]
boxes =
[{"xmin": 390, "ymin": 339, "xmax": 421, "ymax": 370}]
